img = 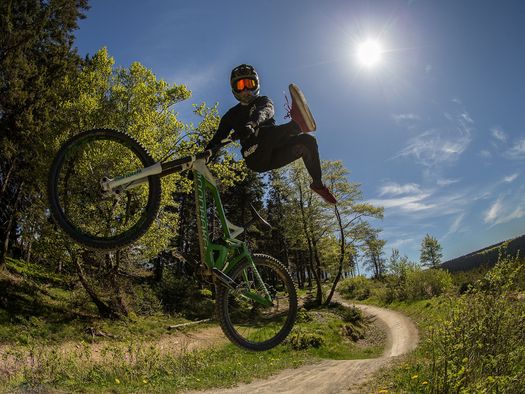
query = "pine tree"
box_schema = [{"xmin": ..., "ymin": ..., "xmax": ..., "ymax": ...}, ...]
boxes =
[
  {"xmin": 0, "ymin": 0, "xmax": 89, "ymax": 265},
  {"xmin": 420, "ymin": 234, "xmax": 443, "ymax": 268}
]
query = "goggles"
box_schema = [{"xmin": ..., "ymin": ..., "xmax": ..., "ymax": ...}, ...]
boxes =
[{"xmin": 233, "ymin": 78, "xmax": 258, "ymax": 92}]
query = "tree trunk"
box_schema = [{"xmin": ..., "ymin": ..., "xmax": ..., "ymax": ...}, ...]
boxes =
[
  {"xmin": 325, "ymin": 206, "xmax": 345, "ymax": 306},
  {"xmin": 111, "ymin": 250, "xmax": 129, "ymax": 316},
  {"xmin": 0, "ymin": 183, "xmax": 22, "ymax": 267},
  {"xmin": 76, "ymin": 253, "xmax": 119, "ymax": 319},
  {"xmin": 310, "ymin": 235, "xmax": 324, "ymax": 304}
]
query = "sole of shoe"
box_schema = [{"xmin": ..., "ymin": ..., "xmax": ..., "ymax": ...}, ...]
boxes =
[{"xmin": 289, "ymin": 83, "xmax": 317, "ymax": 132}]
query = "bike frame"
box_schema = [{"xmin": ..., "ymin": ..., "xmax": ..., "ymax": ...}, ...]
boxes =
[{"xmin": 100, "ymin": 147, "xmax": 273, "ymax": 305}]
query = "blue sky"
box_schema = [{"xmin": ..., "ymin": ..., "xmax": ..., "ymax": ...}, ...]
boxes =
[{"xmin": 75, "ymin": 0, "xmax": 525, "ymax": 264}]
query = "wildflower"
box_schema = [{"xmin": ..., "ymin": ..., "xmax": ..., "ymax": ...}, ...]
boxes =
[
  {"xmin": 422, "ymin": 381, "xmax": 429, "ymax": 385},
  {"xmin": 143, "ymin": 379, "xmax": 148, "ymax": 384},
  {"xmin": 115, "ymin": 378, "xmax": 121, "ymax": 384},
  {"xmin": 411, "ymin": 375, "xmax": 419, "ymax": 380},
  {"xmin": 378, "ymin": 390, "xmax": 389, "ymax": 393}
]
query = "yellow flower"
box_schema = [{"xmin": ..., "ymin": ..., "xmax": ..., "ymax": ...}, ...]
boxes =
[
  {"xmin": 378, "ymin": 390, "xmax": 389, "ymax": 393},
  {"xmin": 422, "ymin": 381, "xmax": 429, "ymax": 385},
  {"xmin": 411, "ymin": 375, "xmax": 419, "ymax": 380},
  {"xmin": 143, "ymin": 379, "xmax": 148, "ymax": 384},
  {"xmin": 115, "ymin": 378, "xmax": 121, "ymax": 384}
]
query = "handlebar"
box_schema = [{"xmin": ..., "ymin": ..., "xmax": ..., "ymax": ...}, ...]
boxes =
[{"xmin": 160, "ymin": 139, "xmax": 233, "ymax": 176}]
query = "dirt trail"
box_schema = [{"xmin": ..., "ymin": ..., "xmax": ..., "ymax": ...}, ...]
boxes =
[{"xmin": 201, "ymin": 301, "xmax": 419, "ymax": 394}]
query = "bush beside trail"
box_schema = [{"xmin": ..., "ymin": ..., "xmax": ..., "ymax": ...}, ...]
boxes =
[{"xmin": 369, "ymin": 255, "xmax": 525, "ymax": 393}]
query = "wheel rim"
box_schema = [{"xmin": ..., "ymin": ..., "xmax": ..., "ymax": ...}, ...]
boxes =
[
  {"xmin": 53, "ymin": 135, "xmax": 154, "ymax": 243},
  {"xmin": 225, "ymin": 260, "xmax": 295, "ymax": 346}
]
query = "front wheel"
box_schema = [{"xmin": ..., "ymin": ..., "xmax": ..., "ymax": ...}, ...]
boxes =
[
  {"xmin": 47, "ymin": 129, "xmax": 161, "ymax": 250},
  {"xmin": 216, "ymin": 254, "xmax": 297, "ymax": 351}
]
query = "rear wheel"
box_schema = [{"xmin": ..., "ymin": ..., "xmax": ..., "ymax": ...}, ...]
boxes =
[
  {"xmin": 216, "ymin": 254, "xmax": 297, "ymax": 351},
  {"xmin": 47, "ymin": 129, "xmax": 161, "ymax": 250}
]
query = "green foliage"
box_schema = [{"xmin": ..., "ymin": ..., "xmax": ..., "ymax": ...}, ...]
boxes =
[
  {"xmin": 341, "ymin": 323, "xmax": 365, "ymax": 341},
  {"xmin": 423, "ymin": 256, "xmax": 525, "ymax": 392},
  {"xmin": 325, "ymin": 301, "xmax": 364, "ymax": 324},
  {"xmin": 287, "ymin": 330, "xmax": 325, "ymax": 350},
  {"xmin": 384, "ymin": 267, "xmax": 453, "ymax": 303},
  {"xmin": 375, "ymin": 256, "xmax": 525, "ymax": 393},
  {"xmin": 420, "ymin": 234, "xmax": 443, "ymax": 268},
  {"xmin": 296, "ymin": 308, "xmax": 313, "ymax": 323},
  {"xmin": 1, "ymin": 0, "xmax": 89, "ymax": 266},
  {"xmin": 5, "ymin": 257, "xmax": 67, "ymax": 287},
  {"xmin": 337, "ymin": 275, "xmax": 373, "ymax": 300},
  {"xmin": 154, "ymin": 272, "xmax": 214, "ymax": 320}
]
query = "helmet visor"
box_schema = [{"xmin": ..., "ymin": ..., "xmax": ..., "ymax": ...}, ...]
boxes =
[{"xmin": 233, "ymin": 78, "xmax": 258, "ymax": 93}]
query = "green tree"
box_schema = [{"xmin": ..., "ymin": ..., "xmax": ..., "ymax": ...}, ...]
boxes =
[
  {"xmin": 363, "ymin": 232, "xmax": 386, "ymax": 279},
  {"xmin": 420, "ymin": 233, "xmax": 443, "ymax": 268},
  {"xmin": 33, "ymin": 48, "xmax": 246, "ymax": 317},
  {"xmin": 322, "ymin": 160, "xmax": 383, "ymax": 304},
  {"xmin": 0, "ymin": 0, "xmax": 88, "ymax": 266}
]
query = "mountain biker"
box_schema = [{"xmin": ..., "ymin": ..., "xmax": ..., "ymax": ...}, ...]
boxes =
[{"xmin": 205, "ymin": 64, "xmax": 337, "ymax": 205}]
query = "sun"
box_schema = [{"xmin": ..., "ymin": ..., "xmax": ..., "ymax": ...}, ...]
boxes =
[{"xmin": 356, "ymin": 39, "xmax": 383, "ymax": 67}]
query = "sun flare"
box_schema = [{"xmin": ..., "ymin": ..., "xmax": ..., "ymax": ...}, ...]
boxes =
[{"xmin": 356, "ymin": 39, "xmax": 383, "ymax": 67}]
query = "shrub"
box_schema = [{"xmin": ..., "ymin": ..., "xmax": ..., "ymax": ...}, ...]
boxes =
[
  {"xmin": 425, "ymin": 256, "xmax": 525, "ymax": 392},
  {"xmin": 383, "ymin": 267, "xmax": 453, "ymax": 303},
  {"xmin": 296, "ymin": 308, "xmax": 313, "ymax": 323},
  {"xmin": 341, "ymin": 324, "xmax": 365, "ymax": 341},
  {"xmin": 132, "ymin": 285, "xmax": 163, "ymax": 316},
  {"xmin": 406, "ymin": 268, "xmax": 453, "ymax": 300},
  {"xmin": 155, "ymin": 272, "xmax": 214, "ymax": 319},
  {"xmin": 337, "ymin": 275, "xmax": 372, "ymax": 300},
  {"xmin": 287, "ymin": 330, "xmax": 324, "ymax": 350},
  {"xmin": 325, "ymin": 302, "xmax": 364, "ymax": 324}
]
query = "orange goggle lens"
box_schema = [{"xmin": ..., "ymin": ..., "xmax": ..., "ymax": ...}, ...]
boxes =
[{"xmin": 234, "ymin": 78, "xmax": 257, "ymax": 92}]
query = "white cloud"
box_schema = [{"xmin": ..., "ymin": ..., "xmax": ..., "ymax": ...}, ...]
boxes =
[
  {"xmin": 369, "ymin": 192, "xmax": 435, "ymax": 212},
  {"xmin": 491, "ymin": 127, "xmax": 507, "ymax": 142},
  {"xmin": 461, "ymin": 112, "xmax": 474, "ymax": 124},
  {"xmin": 484, "ymin": 197, "xmax": 503, "ymax": 224},
  {"xmin": 503, "ymin": 173, "xmax": 519, "ymax": 183},
  {"xmin": 392, "ymin": 113, "xmax": 420, "ymax": 123},
  {"xmin": 394, "ymin": 106, "xmax": 473, "ymax": 168},
  {"xmin": 505, "ymin": 139, "xmax": 525, "ymax": 159},
  {"xmin": 395, "ymin": 129, "xmax": 471, "ymax": 167},
  {"xmin": 379, "ymin": 182, "xmax": 421, "ymax": 196},
  {"xmin": 483, "ymin": 192, "xmax": 525, "ymax": 226},
  {"xmin": 389, "ymin": 238, "xmax": 415, "ymax": 249},
  {"xmin": 443, "ymin": 213, "xmax": 465, "ymax": 239},
  {"xmin": 437, "ymin": 178, "xmax": 460, "ymax": 186}
]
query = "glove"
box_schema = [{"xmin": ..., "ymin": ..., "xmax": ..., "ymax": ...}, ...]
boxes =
[{"xmin": 245, "ymin": 121, "xmax": 259, "ymax": 138}]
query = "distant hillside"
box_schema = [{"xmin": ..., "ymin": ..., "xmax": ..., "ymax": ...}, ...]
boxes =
[{"xmin": 441, "ymin": 234, "xmax": 525, "ymax": 272}]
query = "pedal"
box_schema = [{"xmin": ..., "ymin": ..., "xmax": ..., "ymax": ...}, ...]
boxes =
[{"xmin": 212, "ymin": 267, "xmax": 237, "ymax": 289}]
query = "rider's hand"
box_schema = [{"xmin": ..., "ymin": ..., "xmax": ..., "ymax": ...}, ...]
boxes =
[{"xmin": 244, "ymin": 121, "xmax": 259, "ymax": 138}]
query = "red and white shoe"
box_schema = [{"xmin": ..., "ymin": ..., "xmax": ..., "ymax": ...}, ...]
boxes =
[
  {"xmin": 287, "ymin": 83, "xmax": 317, "ymax": 133},
  {"xmin": 310, "ymin": 184, "xmax": 337, "ymax": 205}
]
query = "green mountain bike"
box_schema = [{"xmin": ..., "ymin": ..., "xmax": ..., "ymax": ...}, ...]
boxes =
[{"xmin": 47, "ymin": 128, "xmax": 297, "ymax": 351}]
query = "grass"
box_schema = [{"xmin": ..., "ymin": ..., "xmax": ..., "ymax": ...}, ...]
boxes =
[
  {"xmin": 1, "ymin": 259, "xmax": 387, "ymax": 393},
  {"xmin": 0, "ymin": 307, "xmax": 385, "ymax": 393}
]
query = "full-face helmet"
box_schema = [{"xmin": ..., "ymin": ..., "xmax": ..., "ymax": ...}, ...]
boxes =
[{"xmin": 230, "ymin": 64, "xmax": 260, "ymax": 104}]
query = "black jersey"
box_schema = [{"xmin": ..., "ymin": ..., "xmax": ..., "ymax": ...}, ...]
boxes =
[{"xmin": 206, "ymin": 96, "xmax": 275, "ymax": 152}]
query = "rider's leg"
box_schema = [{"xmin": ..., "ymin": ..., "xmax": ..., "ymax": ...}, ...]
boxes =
[
  {"xmin": 246, "ymin": 133, "xmax": 322, "ymax": 186},
  {"xmin": 269, "ymin": 134, "xmax": 323, "ymax": 187},
  {"xmin": 245, "ymin": 125, "xmax": 337, "ymax": 204},
  {"xmin": 257, "ymin": 121, "xmax": 300, "ymax": 146}
]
